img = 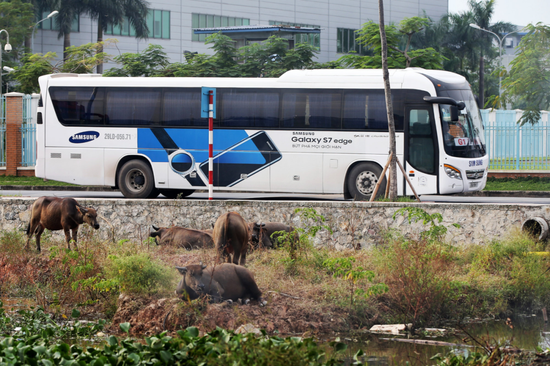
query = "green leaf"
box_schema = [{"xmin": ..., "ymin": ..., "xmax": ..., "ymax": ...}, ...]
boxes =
[
  {"xmin": 71, "ymin": 309, "xmax": 81, "ymax": 319},
  {"xmin": 120, "ymin": 322, "xmax": 131, "ymax": 334}
]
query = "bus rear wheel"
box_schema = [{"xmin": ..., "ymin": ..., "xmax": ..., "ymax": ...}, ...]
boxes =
[
  {"xmin": 159, "ymin": 189, "xmax": 195, "ymax": 199},
  {"xmin": 118, "ymin": 160, "xmax": 156, "ymax": 199},
  {"xmin": 347, "ymin": 162, "xmax": 385, "ymax": 201}
]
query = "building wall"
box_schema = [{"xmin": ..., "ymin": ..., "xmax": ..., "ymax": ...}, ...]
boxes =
[{"xmin": 34, "ymin": 0, "xmax": 448, "ymax": 70}]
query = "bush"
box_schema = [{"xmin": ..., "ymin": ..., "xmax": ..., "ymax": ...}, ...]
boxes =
[{"xmin": 105, "ymin": 252, "xmax": 175, "ymax": 295}]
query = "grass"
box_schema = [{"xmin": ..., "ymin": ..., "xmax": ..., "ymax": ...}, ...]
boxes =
[
  {"xmin": 0, "ymin": 176, "xmax": 79, "ymax": 187},
  {"xmin": 3, "ymin": 205, "xmax": 550, "ymax": 333},
  {"xmin": 1, "ymin": 175, "xmax": 549, "ymax": 192},
  {"xmin": 483, "ymin": 177, "xmax": 550, "ymax": 191}
]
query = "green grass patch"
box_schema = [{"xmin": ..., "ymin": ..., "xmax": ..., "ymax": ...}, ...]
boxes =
[
  {"xmin": 484, "ymin": 177, "xmax": 550, "ymax": 191},
  {"xmin": 0, "ymin": 175, "xmax": 78, "ymax": 187}
]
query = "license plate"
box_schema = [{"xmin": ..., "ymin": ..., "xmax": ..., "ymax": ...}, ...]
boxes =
[{"xmin": 470, "ymin": 182, "xmax": 479, "ymax": 188}]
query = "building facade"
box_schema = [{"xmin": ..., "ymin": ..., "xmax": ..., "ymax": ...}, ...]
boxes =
[{"xmin": 33, "ymin": 0, "xmax": 448, "ymax": 71}]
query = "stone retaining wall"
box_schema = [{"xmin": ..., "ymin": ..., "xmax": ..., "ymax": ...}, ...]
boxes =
[{"xmin": 4, "ymin": 198, "xmax": 550, "ymax": 249}]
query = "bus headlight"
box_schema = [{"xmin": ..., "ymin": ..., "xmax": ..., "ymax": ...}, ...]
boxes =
[{"xmin": 444, "ymin": 164, "xmax": 462, "ymax": 180}]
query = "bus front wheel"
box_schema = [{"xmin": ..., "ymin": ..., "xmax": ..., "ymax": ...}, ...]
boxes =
[
  {"xmin": 118, "ymin": 160, "xmax": 156, "ymax": 199},
  {"xmin": 347, "ymin": 163, "xmax": 386, "ymax": 201}
]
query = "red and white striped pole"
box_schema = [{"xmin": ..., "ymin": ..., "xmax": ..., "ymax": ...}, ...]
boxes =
[{"xmin": 208, "ymin": 90, "xmax": 214, "ymax": 200}]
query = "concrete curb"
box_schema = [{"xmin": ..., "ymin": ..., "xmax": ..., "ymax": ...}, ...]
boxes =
[
  {"xmin": 0, "ymin": 185, "xmax": 116, "ymax": 192},
  {"xmin": 0, "ymin": 185, "xmax": 548, "ymax": 198}
]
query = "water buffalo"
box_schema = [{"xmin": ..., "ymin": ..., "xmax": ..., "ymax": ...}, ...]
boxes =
[
  {"xmin": 26, "ymin": 197, "xmax": 100, "ymax": 252},
  {"xmin": 213, "ymin": 212, "xmax": 249, "ymax": 266},
  {"xmin": 149, "ymin": 225, "xmax": 214, "ymax": 249},
  {"xmin": 249, "ymin": 222, "xmax": 299, "ymax": 249},
  {"xmin": 175, "ymin": 263, "xmax": 267, "ymax": 306}
]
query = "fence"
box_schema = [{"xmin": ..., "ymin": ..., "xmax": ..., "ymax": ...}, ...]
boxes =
[
  {"xmin": 0, "ymin": 95, "xmax": 5, "ymax": 166},
  {"xmin": 20, "ymin": 95, "xmax": 36, "ymax": 167},
  {"xmin": 482, "ymin": 109, "xmax": 550, "ymax": 170}
]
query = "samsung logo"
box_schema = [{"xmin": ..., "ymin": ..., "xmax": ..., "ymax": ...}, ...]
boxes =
[{"xmin": 69, "ymin": 131, "xmax": 99, "ymax": 143}]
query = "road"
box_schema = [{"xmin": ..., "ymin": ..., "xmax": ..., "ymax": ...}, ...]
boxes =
[{"xmin": 1, "ymin": 189, "xmax": 550, "ymax": 204}]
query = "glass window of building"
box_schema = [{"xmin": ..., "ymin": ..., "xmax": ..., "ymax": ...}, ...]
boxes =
[
  {"xmin": 106, "ymin": 10, "xmax": 170, "ymax": 39},
  {"xmin": 269, "ymin": 21, "xmax": 320, "ymax": 48},
  {"xmin": 337, "ymin": 28, "xmax": 369, "ymax": 55},
  {"xmin": 192, "ymin": 14, "xmax": 250, "ymax": 42},
  {"xmin": 39, "ymin": 10, "xmax": 79, "ymax": 32}
]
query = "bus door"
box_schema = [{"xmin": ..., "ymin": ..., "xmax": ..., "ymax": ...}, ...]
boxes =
[{"xmin": 404, "ymin": 105, "xmax": 438, "ymax": 195}]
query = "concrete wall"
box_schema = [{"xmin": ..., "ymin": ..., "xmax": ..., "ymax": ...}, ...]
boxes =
[{"xmin": 4, "ymin": 198, "xmax": 550, "ymax": 249}]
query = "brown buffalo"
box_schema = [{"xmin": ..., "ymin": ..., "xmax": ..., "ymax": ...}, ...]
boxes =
[
  {"xmin": 175, "ymin": 263, "xmax": 267, "ymax": 305},
  {"xmin": 249, "ymin": 222, "xmax": 299, "ymax": 249},
  {"xmin": 26, "ymin": 197, "xmax": 100, "ymax": 252},
  {"xmin": 213, "ymin": 212, "xmax": 249, "ymax": 266},
  {"xmin": 150, "ymin": 225, "xmax": 214, "ymax": 249}
]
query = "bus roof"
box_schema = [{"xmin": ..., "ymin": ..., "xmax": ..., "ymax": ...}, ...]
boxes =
[{"xmin": 39, "ymin": 68, "xmax": 466, "ymax": 92}]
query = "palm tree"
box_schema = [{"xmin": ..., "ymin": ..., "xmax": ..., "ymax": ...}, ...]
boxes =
[
  {"xmin": 52, "ymin": 0, "xmax": 81, "ymax": 61},
  {"xmin": 468, "ymin": 0, "xmax": 515, "ymax": 106},
  {"xmin": 80, "ymin": 0, "xmax": 150, "ymax": 73}
]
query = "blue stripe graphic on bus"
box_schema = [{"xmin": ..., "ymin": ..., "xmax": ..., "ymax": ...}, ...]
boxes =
[
  {"xmin": 69, "ymin": 131, "xmax": 99, "ymax": 143},
  {"xmin": 137, "ymin": 129, "xmax": 282, "ymax": 187}
]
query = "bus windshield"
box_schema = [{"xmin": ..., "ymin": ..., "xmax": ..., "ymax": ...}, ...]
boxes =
[{"xmin": 438, "ymin": 90, "xmax": 486, "ymax": 158}]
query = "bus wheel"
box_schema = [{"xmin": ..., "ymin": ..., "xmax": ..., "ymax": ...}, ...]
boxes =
[
  {"xmin": 159, "ymin": 189, "xmax": 194, "ymax": 199},
  {"xmin": 347, "ymin": 163, "xmax": 385, "ymax": 201},
  {"xmin": 118, "ymin": 160, "xmax": 156, "ymax": 199}
]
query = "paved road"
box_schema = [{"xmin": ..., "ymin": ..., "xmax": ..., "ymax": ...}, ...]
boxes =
[{"xmin": 2, "ymin": 188, "xmax": 550, "ymax": 204}]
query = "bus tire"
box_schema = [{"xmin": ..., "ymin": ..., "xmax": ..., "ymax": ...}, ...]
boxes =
[
  {"xmin": 347, "ymin": 162, "xmax": 385, "ymax": 201},
  {"xmin": 159, "ymin": 189, "xmax": 194, "ymax": 199},
  {"xmin": 118, "ymin": 160, "xmax": 156, "ymax": 199}
]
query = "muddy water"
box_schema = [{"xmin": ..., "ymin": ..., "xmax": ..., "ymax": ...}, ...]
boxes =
[{"xmin": 346, "ymin": 315, "xmax": 550, "ymax": 365}]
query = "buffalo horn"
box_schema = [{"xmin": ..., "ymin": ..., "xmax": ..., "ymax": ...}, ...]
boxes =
[{"xmin": 175, "ymin": 266, "xmax": 187, "ymax": 274}]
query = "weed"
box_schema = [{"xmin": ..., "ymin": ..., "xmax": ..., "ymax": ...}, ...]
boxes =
[{"xmin": 104, "ymin": 252, "xmax": 176, "ymax": 295}]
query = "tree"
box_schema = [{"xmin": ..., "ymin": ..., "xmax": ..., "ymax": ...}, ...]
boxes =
[
  {"xmin": 468, "ymin": 0, "xmax": 515, "ymax": 107},
  {"xmin": 104, "ymin": 44, "xmax": 169, "ymax": 77},
  {"xmin": 12, "ymin": 41, "xmax": 110, "ymax": 93},
  {"xmin": 378, "ymin": 0, "xmax": 397, "ymax": 200},
  {"xmin": 0, "ymin": 0, "xmax": 34, "ymax": 59},
  {"xmin": 80, "ymin": 0, "xmax": 149, "ymax": 74},
  {"xmin": 499, "ymin": 23, "xmax": 550, "ymax": 125},
  {"xmin": 339, "ymin": 18, "xmax": 445, "ymax": 70},
  {"xmin": 52, "ymin": 0, "xmax": 82, "ymax": 61}
]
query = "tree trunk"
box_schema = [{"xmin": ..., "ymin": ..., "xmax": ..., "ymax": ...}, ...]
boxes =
[
  {"xmin": 479, "ymin": 51, "xmax": 485, "ymax": 107},
  {"xmin": 96, "ymin": 17, "xmax": 103, "ymax": 74},
  {"xmin": 63, "ymin": 33, "xmax": 71, "ymax": 62},
  {"xmin": 379, "ymin": 0, "xmax": 398, "ymax": 200}
]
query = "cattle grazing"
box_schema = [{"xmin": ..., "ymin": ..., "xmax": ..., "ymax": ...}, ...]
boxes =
[
  {"xmin": 26, "ymin": 197, "xmax": 100, "ymax": 252},
  {"xmin": 150, "ymin": 225, "xmax": 214, "ymax": 249},
  {"xmin": 213, "ymin": 212, "xmax": 249, "ymax": 266},
  {"xmin": 249, "ymin": 222, "xmax": 299, "ymax": 249},
  {"xmin": 175, "ymin": 263, "xmax": 267, "ymax": 306}
]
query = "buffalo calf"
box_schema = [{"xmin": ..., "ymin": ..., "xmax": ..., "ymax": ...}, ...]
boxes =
[
  {"xmin": 175, "ymin": 263, "xmax": 266, "ymax": 306},
  {"xmin": 26, "ymin": 197, "xmax": 100, "ymax": 252}
]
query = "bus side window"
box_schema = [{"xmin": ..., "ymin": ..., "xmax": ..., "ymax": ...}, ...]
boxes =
[{"xmin": 408, "ymin": 109, "xmax": 435, "ymax": 174}]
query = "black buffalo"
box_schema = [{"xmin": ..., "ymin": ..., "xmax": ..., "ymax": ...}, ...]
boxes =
[
  {"xmin": 175, "ymin": 263, "xmax": 267, "ymax": 305},
  {"xmin": 150, "ymin": 225, "xmax": 213, "ymax": 249},
  {"xmin": 248, "ymin": 222, "xmax": 298, "ymax": 249}
]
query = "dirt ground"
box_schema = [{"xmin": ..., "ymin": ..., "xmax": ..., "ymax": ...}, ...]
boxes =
[{"xmin": 109, "ymin": 252, "xmax": 351, "ymax": 337}]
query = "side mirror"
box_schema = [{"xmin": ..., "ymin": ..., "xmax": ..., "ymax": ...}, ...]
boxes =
[{"xmin": 450, "ymin": 105, "xmax": 459, "ymax": 122}]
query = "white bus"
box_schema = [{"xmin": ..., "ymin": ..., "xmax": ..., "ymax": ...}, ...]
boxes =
[{"xmin": 36, "ymin": 68, "xmax": 488, "ymax": 199}]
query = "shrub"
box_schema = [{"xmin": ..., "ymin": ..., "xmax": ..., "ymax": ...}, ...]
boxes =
[{"xmin": 105, "ymin": 252, "xmax": 175, "ymax": 295}]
